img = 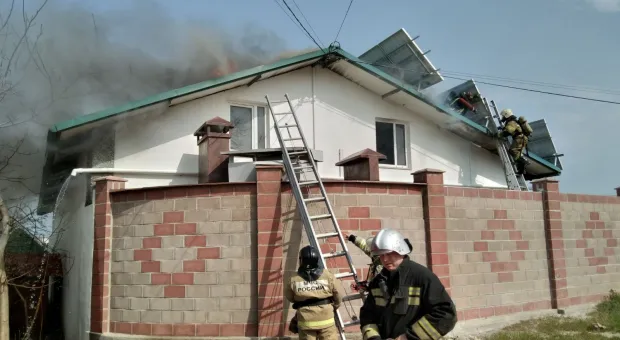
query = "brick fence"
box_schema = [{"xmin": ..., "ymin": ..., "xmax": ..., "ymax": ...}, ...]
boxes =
[{"xmin": 89, "ymin": 168, "xmax": 620, "ymax": 338}]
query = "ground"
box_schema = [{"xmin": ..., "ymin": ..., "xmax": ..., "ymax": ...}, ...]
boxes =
[{"xmin": 480, "ymin": 290, "xmax": 620, "ymax": 340}]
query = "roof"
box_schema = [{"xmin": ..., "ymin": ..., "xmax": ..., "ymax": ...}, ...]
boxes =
[{"xmin": 39, "ymin": 45, "xmax": 561, "ymax": 214}]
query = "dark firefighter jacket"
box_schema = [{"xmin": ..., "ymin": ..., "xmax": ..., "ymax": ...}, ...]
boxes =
[{"xmin": 359, "ymin": 257, "xmax": 457, "ymax": 340}]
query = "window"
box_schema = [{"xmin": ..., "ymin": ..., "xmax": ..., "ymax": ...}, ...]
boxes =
[
  {"xmin": 230, "ymin": 104, "xmax": 267, "ymax": 150},
  {"xmin": 375, "ymin": 120, "xmax": 407, "ymax": 166}
]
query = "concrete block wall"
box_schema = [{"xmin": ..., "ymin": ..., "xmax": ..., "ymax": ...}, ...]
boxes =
[
  {"xmin": 559, "ymin": 191, "xmax": 620, "ymax": 305},
  {"xmin": 106, "ymin": 183, "xmax": 258, "ymax": 337},
  {"xmin": 88, "ymin": 173, "xmax": 620, "ymax": 339},
  {"xmin": 444, "ymin": 187, "xmax": 552, "ymax": 320}
]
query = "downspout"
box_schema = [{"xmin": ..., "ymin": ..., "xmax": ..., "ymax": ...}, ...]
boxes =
[{"xmin": 312, "ymin": 66, "xmax": 316, "ymax": 150}]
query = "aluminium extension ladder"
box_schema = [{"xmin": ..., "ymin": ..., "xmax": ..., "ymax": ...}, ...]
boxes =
[
  {"xmin": 482, "ymin": 98, "xmax": 529, "ymax": 191},
  {"xmin": 265, "ymin": 93, "xmax": 364, "ymax": 340}
]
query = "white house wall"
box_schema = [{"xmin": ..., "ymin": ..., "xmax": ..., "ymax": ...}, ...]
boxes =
[
  {"xmin": 49, "ymin": 175, "xmax": 94, "ymax": 340},
  {"xmin": 113, "ymin": 66, "xmax": 507, "ymax": 188}
]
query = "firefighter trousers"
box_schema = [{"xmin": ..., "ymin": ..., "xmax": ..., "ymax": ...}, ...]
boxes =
[{"xmin": 298, "ymin": 325, "xmax": 339, "ymax": 340}]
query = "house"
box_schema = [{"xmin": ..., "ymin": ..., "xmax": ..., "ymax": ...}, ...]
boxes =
[
  {"xmin": 38, "ymin": 31, "xmax": 563, "ymax": 216},
  {"xmin": 36, "ymin": 29, "xmax": 590, "ymax": 340}
]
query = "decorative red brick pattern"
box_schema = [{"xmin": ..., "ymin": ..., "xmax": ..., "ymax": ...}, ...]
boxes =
[
  {"xmin": 277, "ymin": 180, "xmax": 426, "ymax": 335},
  {"xmin": 559, "ymin": 184, "xmax": 620, "ymax": 306},
  {"xmin": 445, "ymin": 183, "xmax": 550, "ymax": 318},
  {"xmin": 107, "ymin": 182, "xmax": 256, "ymax": 335},
  {"xmin": 91, "ymin": 172, "xmax": 620, "ymax": 338},
  {"xmin": 92, "ymin": 176, "xmax": 127, "ymax": 334},
  {"xmin": 109, "ymin": 322, "xmax": 256, "ymax": 336}
]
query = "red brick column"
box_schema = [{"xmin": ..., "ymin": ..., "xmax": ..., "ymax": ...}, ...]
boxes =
[
  {"xmin": 92, "ymin": 176, "xmax": 127, "ymax": 334},
  {"xmin": 412, "ymin": 169, "xmax": 450, "ymax": 293},
  {"xmin": 255, "ymin": 165, "xmax": 285, "ymax": 337},
  {"xmin": 615, "ymin": 187, "xmax": 620, "ymax": 197},
  {"xmin": 532, "ymin": 178, "xmax": 569, "ymax": 310}
]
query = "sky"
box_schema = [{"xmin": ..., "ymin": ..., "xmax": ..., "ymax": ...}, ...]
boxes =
[{"xmin": 46, "ymin": 0, "xmax": 620, "ymax": 195}]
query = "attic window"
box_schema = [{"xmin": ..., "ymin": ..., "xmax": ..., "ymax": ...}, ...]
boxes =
[
  {"xmin": 375, "ymin": 120, "xmax": 407, "ymax": 167},
  {"xmin": 230, "ymin": 104, "xmax": 267, "ymax": 150}
]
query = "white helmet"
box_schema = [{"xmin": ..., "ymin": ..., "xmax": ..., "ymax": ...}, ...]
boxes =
[
  {"xmin": 370, "ymin": 229, "xmax": 411, "ymax": 256},
  {"xmin": 500, "ymin": 109, "xmax": 514, "ymax": 119}
]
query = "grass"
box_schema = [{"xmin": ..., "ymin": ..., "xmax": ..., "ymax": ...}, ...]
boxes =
[{"xmin": 483, "ymin": 290, "xmax": 620, "ymax": 340}]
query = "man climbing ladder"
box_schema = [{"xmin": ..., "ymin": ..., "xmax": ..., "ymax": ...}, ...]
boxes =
[{"xmin": 496, "ymin": 108, "xmax": 533, "ymax": 176}]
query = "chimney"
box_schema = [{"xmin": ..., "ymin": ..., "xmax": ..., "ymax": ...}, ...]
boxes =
[{"xmin": 193, "ymin": 117, "xmax": 235, "ymax": 183}]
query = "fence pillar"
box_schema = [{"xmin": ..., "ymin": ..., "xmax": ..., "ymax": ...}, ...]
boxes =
[{"xmin": 533, "ymin": 178, "xmax": 569, "ymax": 310}]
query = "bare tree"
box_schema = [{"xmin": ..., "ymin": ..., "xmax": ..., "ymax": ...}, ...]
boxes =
[{"xmin": 0, "ymin": 0, "xmax": 51, "ymax": 339}]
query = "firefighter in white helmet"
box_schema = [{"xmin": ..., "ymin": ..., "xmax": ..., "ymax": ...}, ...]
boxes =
[
  {"xmin": 342, "ymin": 232, "xmax": 414, "ymax": 291},
  {"xmin": 359, "ymin": 229, "xmax": 457, "ymax": 340},
  {"xmin": 497, "ymin": 108, "xmax": 533, "ymax": 175}
]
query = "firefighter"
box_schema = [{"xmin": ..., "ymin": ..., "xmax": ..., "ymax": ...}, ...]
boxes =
[
  {"xmin": 342, "ymin": 232, "xmax": 414, "ymax": 289},
  {"xmin": 497, "ymin": 109, "xmax": 532, "ymax": 175},
  {"xmin": 342, "ymin": 232, "xmax": 382, "ymax": 285},
  {"xmin": 285, "ymin": 245, "xmax": 343, "ymax": 340},
  {"xmin": 359, "ymin": 228, "xmax": 457, "ymax": 340}
]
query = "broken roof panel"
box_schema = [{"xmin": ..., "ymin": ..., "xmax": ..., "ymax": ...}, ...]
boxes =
[{"xmin": 358, "ymin": 28, "xmax": 443, "ymax": 90}]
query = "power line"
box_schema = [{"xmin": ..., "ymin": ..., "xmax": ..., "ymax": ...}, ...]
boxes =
[
  {"xmin": 291, "ymin": 0, "xmax": 325, "ymax": 48},
  {"xmin": 334, "ymin": 0, "xmax": 353, "ymax": 43},
  {"xmin": 280, "ymin": 0, "xmax": 325, "ymax": 52},
  {"xmin": 440, "ymin": 70, "xmax": 620, "ymax": 96},
  {"xmin": 273, "ymin": 0, "xmax": 308, "ymax": 38},
  {"xmin": 352, "ymin": 59, "xmax": 620, "ymax": 105}
]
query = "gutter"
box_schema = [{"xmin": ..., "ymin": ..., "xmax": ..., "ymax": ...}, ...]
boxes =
[{"xmin": 70, "ymin": 168, "xmax": 198, "ymax": 177}]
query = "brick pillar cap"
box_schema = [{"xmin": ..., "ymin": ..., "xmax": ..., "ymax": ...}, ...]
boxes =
[
  {"xmin": 411, "ymin": 168, "xmax": 445, "ymax": 175},
  {"xmin": 335, "ymin": 148, "xmax": 387, "ymax": 166},
  {"xmin": 531, "ymin": 178, "xmax": 559, "ymax": 183},
  {"xmin": 93, "ymin": 176, "xmax": 128, "ymax": 183},
  {"xmin": 615, "ymin": 187, "xmax": 620, "ymax": 190},
  {"xmin": 255, "ymin": 164, "xmax": 284, "ymax": 170}
]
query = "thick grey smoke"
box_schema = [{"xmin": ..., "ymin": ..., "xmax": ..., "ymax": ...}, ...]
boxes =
[{"xmin": 0, "ymin": 1, "xmax": 302, "ymax": 204}]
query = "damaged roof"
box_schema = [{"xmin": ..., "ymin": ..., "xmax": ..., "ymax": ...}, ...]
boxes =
[{"xmin": 41, "ymin": 45, "xmax": 561, "ymax": 213}]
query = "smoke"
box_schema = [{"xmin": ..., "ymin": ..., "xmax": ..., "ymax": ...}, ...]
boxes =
[{"xmin": 0, "ymin": 1, "xmax": 300, "ymax": 204}]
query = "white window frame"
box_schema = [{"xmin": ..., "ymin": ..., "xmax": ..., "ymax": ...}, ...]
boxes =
[
  {"xmin": 375, "ymin": 118, "xmax": 409, "ymax": 169},
  {"xmin": 228, "ymin": 102, "xmax": 269, "ymax": 150}
]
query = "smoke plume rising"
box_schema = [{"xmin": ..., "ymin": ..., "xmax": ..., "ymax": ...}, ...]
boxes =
[{"xmin": 0, "ymin": 1, "xmax": 301, "ymax": 206}]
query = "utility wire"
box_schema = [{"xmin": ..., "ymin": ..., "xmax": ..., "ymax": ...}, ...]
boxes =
[
  {"xmin": 352, "ymin": 59, "xmax": 620, "ymax": 105},
  {"xmin": 334, "ymin": 0, "xmax": 353, "ymax": 43},
  {"xmin": 280, "ymin": 0, "xmax": 325, "ymax": 52},
  {"xmin": 273, "ymin": 0, "xmax": 312, "ymax": 42},
  {"xmin": 440, "ymin": 70, "xmax": 620, "ymax": 96},
  {"xmin": 291, "ymin": 0, "xmax": 325, "ymax": 48}
]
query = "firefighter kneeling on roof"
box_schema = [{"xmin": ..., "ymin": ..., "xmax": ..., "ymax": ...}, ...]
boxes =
[
  {"xmin": 285, "ymin": 245, "xmax": 343, "ymax": 340},
  {"xmin": 360, "ymin": 228, "xmax": 457, "ymax": 340}
]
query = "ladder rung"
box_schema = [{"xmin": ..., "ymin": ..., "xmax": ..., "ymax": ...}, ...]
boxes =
[
  {"xmin": 293, "ymin": 164, "xmax": 313, "ymax": 171},
  {"xmin": 343, "ymin": 293, "xmax": 364, "ymax": 302},
  {"xmin": 277, "ymin": 124, "xmax": 298, "ymax": 128},
  {"xmin": 310, "ymin": 214, "xmax": 332, "ymax": 221},
  {"xmin": 304, "ymin": 197, "xmax": 325, "ymax": 203},
  {"xmin": 288, "ymin": 150, "xmax": 308, "ymax": 156},
  {"xmin": 299, "ymin": 180, "xmax": 318, "ymax": 186},
  {"xmin": 335, "ymin": 272, "xmax": 355, "ymax": 279},
  {"xmin": 283, "ymin": 138, "xmax": 302, "ymax": 142},
  {"xmin": 274, "ymin": 112, "xmax": 291, "ymax": 116},
  {"xmin": 343, "ymin": 319, "xmax": 361, "ymax": 327},
  {"xmin": 323, "ymin": 251, "xmax": 347, "ymax": 259},
  {"xmin": 317, "ymin": 232, "xmax": 339, "ymax": 239}
]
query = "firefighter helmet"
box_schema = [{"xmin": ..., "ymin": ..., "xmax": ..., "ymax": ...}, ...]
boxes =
[
  {"xmin": 299, "ymin": 245, "xmax": 320, "ymax": 269},
  {"xmin": 370, "ymin": 229, "xmax": 411, "ymax": 256},
  {"xmin": 500, "ymin": 109, "xmax": 514, "ymax": 119}
]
